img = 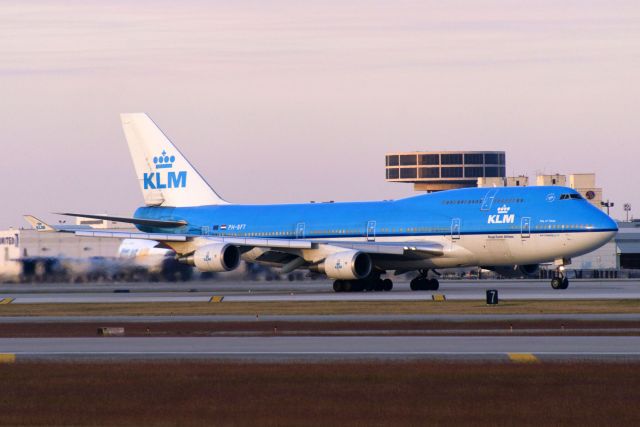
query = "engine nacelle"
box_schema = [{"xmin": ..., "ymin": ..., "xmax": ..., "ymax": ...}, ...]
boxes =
[
  {"xmin": 483, "ymin": 264, "xmax": 540, "ymax": 279},
  {"xmin": 191, "ymin": 243, "xmax": 241, "ymax": 272},
  {"xmin": 321, "ymin": 250, "xmax": 372, "ymax": 280}
]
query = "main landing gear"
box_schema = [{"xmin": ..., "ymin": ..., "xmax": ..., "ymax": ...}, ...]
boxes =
[
  {"xmin": 410, "ymin": 269, "xmax": 440, "ymax": 291},
  {"xmin": 333, "ymin": 277, "xmax": 393, "ymax": 293}
]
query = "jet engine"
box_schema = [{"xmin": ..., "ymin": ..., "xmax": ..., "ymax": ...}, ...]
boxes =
[
  {"xmin": 188, "ymin": 243, "xmax": 241, "ymax": 272},
  {"xmin": 320, "ymin": 250, "xmax": 372, "ymax": 280},
  {"xmin": 483, "ymin": 264, "xmax": 540, "ymax": 279}
]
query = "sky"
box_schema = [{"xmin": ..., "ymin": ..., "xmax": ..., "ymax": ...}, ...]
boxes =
[{"xmin": 1, "ymin": 0, "xmax": 639, "ymax": 228}]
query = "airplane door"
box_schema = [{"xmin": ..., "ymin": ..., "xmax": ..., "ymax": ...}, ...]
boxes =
[
  {"xmin": 296, "ymin": 222, "xmax": 305, "ymax": 239},
  {"xmin": 481, "ymin": 189, "xmax": 499, "ymax": 211},
  {"xmin": 366, "ymin": 220, "xmax": 376, "ymax": 242},
  {"xmin": 521, "ymin": 217, "xmax": 531, "ymax": 239},
  {"xmin": 451, "ymin": 218, "xmax": 461, "ymax": 240}
]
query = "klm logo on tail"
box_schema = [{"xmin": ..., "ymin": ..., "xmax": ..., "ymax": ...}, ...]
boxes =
[{"xmin": 143, "ymin": 150, "xmax": 187, "ymax": 190}]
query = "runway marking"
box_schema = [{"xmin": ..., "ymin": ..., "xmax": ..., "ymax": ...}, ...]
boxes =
[
  {"xmin": 0, "ymin": 298, "xmax": 14, "ymax": 305},
  {"xmin": 508, "ymin": 353, "xmax": 539, "ymax": 363},
  {"xmin": 0, "ymin": 353, "xmax": 16, "ymax": 363},
  {"xmin": 432, "ymin": 294, "xmax": 447, "ymax": 302},
  {"xmin": 209, "ymin": 296, "xmax": 224, "ymax": 303}
]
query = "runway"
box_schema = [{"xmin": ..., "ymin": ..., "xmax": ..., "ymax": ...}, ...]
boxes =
[
  {"xmin": 2, "ymin": 279, "xmax": 639, "ymax": 304},
  {"xmin": 1, "ymin": 279, "xmax": 638, "ymax": 363},
  {"xmin": 1, "ymin": 336, "xmax": 639, "ymax": 361}
]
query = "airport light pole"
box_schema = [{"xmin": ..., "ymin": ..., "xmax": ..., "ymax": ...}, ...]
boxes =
[
  {"xmin": 624, "ymin": 203, "xmax": 631, "ymax": 222},
  {"xmin": 601, "ymin": 200, "xmax": 614, "ymax": 216}
]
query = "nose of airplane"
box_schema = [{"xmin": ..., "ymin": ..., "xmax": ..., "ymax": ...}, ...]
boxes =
[{"xmin": 593, "ymin": 209, "xmax": 618, "ymax": 242}]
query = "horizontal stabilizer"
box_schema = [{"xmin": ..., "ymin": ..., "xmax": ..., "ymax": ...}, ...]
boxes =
[{"xmin": 56, "ymin": 212, "xmax": 187, "ymax": 229}]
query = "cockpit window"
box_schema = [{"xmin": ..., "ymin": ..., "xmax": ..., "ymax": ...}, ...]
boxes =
[{"xmin": 560, "ymin": 193, "xmax": 583, "ymax": 200}]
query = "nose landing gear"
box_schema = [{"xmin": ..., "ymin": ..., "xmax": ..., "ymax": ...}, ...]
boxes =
[
  {"xmin": 550, "ymin": 259, "xmax": 570, "ymax": 289},
  {"xmin": 551, "ymin": 276, "xmax": 569, "ymax": 289}
]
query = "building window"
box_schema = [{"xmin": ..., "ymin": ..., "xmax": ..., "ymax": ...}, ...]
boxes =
[
  {"xmin": 386, "ymin": 155, "xmax": 399, "ymax": 166},
  {"xmin": 441, "ymin": 167, "xmax": 463, "ymax": 178},
  {"xmin": 386, "ymin": 168, "xmax": 399, "ymax": 179},
  {"xmin": 441, "ymin": 154, "xmax": 463, "ymax": 165},
  {"xmin": 484, "ymin": 153, "xmax": 499, "ymax": 164},
  {"xmin": 419, "ymin": 154, "xmax": 439, "ymax": 165},
  {"xmin": 400, "ymin": 168, "xmax": 417, "ymax": 179},
  {"xmin": 419, "ymin": 167, "xmax": 439, "ymax": 178},
  {"xmin": 400, "ymin": 155, "xmax": 417, "ymax": 166},
  {"xmin": 484, "ymin": 166, "xmax": 502, "ymax": 177},
  {"xmin": 464, "ymin": 167, "xmax": 484, "ymax": 178},
  {"xmin": 464, "ymin": 153, "xmax": 483, "ymax": 164}
]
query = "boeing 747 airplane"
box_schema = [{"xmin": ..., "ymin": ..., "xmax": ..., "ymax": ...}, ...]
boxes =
[{"xmin": 31, "ymin": 113, "xmax": 618, "ymax": 292}]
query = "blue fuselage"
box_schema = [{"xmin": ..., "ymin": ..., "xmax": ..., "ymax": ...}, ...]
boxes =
[{"xmin": 133, "ymin": 186, "xmax": 617, "ymax": 241}]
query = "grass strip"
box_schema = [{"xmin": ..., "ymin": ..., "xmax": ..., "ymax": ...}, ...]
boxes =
[{"xmin": 1, "ymin": 299, "xmax": 640, "ymax": 317}]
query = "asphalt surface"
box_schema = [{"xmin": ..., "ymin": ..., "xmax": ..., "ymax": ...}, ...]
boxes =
[
  {"xmin": 1, "ymin": 280, "xmax": 638, "ymax": 362},
  {"xmin": 2, "ymin": 313, "xmax": 640, "ymax": 323},
  {"xmin": 2, "ymin": 279, "xmax": 639, "ymax": 303},
  {"xmin": 1, "ymin": 336, "xmax": 639, "ymax": 361}
]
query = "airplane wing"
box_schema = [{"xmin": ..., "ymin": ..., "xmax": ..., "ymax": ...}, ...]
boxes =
[
  {"xmin": 74, "ymin": 229, "xmax": 442, "ymax": 257},
  {"xmin": 25, "ymin": 216, "xmax": 444, "ymax": 262},
  {"xmin": 329, "ymin": 241, "xmax": 444, "ymax": 257},
  {"xmin": 55, "ymin": 212, "xmax": 187, "ymax": 228},
  {"xmin": 74, "ymin": 229, "xmax": 314, "ymax": 250}
]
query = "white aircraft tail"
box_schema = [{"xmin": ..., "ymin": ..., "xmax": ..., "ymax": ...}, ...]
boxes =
[{"xmin": 120, "ymin": 113, "xmax": 228, "ymax": 207}]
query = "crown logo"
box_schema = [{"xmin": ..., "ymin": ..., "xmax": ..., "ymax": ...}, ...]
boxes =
[
  {"xmin": 153, "ymin": 150, "xmax": 176, "ymax": 169},
  {"xmin": 497, "ymin": 205, "xmax": 510, "ymax": 214}
]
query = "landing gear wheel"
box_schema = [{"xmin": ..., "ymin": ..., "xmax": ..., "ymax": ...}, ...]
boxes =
[
  {"xmin": 333, "ymin": 280, "xmax": 343, "ymax": 293},
  {"xmin": 561, "ymin": 277, "xmax": 569, "ymax": 289},
  {"xmin": 410, "ymin": 277, "xmax": 438, "ymax": 291},
  {"xmin": 410, "ymin": 270, "xmax": 440, "ymax": 291},
  {"xmin": 551, "ymin": 277, "xmax": 563, "ymax": 290},
  {"xmin": 410, "ymin": 277, "xmax": 426, "ymax": 291},
  {"xmin": 382, "ymin": 278, "xmax": 393, "ymax": 291},
  {"xmin": 364, "ymin": 280, "xmax": 375, "ymax": 292},
  {"xmin": 373, "ymin": 279, "xmax": 384, "ymax": 292},
  {"xmin": 351, "ymin": 281, "xmax": 364, "ymax": 292}
]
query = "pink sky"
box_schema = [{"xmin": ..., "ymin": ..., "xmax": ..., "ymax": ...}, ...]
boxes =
[{"xmin": 1, "ymin": 0, "xmax": 639, "ymax": 227}]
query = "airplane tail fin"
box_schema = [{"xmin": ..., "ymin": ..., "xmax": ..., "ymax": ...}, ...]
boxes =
[
  {"xmin": 23, "ymin": 215, "xmax": 56, "ymax": 232},
  {"xmin": 120, "ymin": 113, "xmax": 229, "ymax": 207}
]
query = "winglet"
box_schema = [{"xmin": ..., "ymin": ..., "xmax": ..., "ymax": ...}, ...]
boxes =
[{"xmin": 23, "ymin": 215, "xmax": 56, "ymax": 232}]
